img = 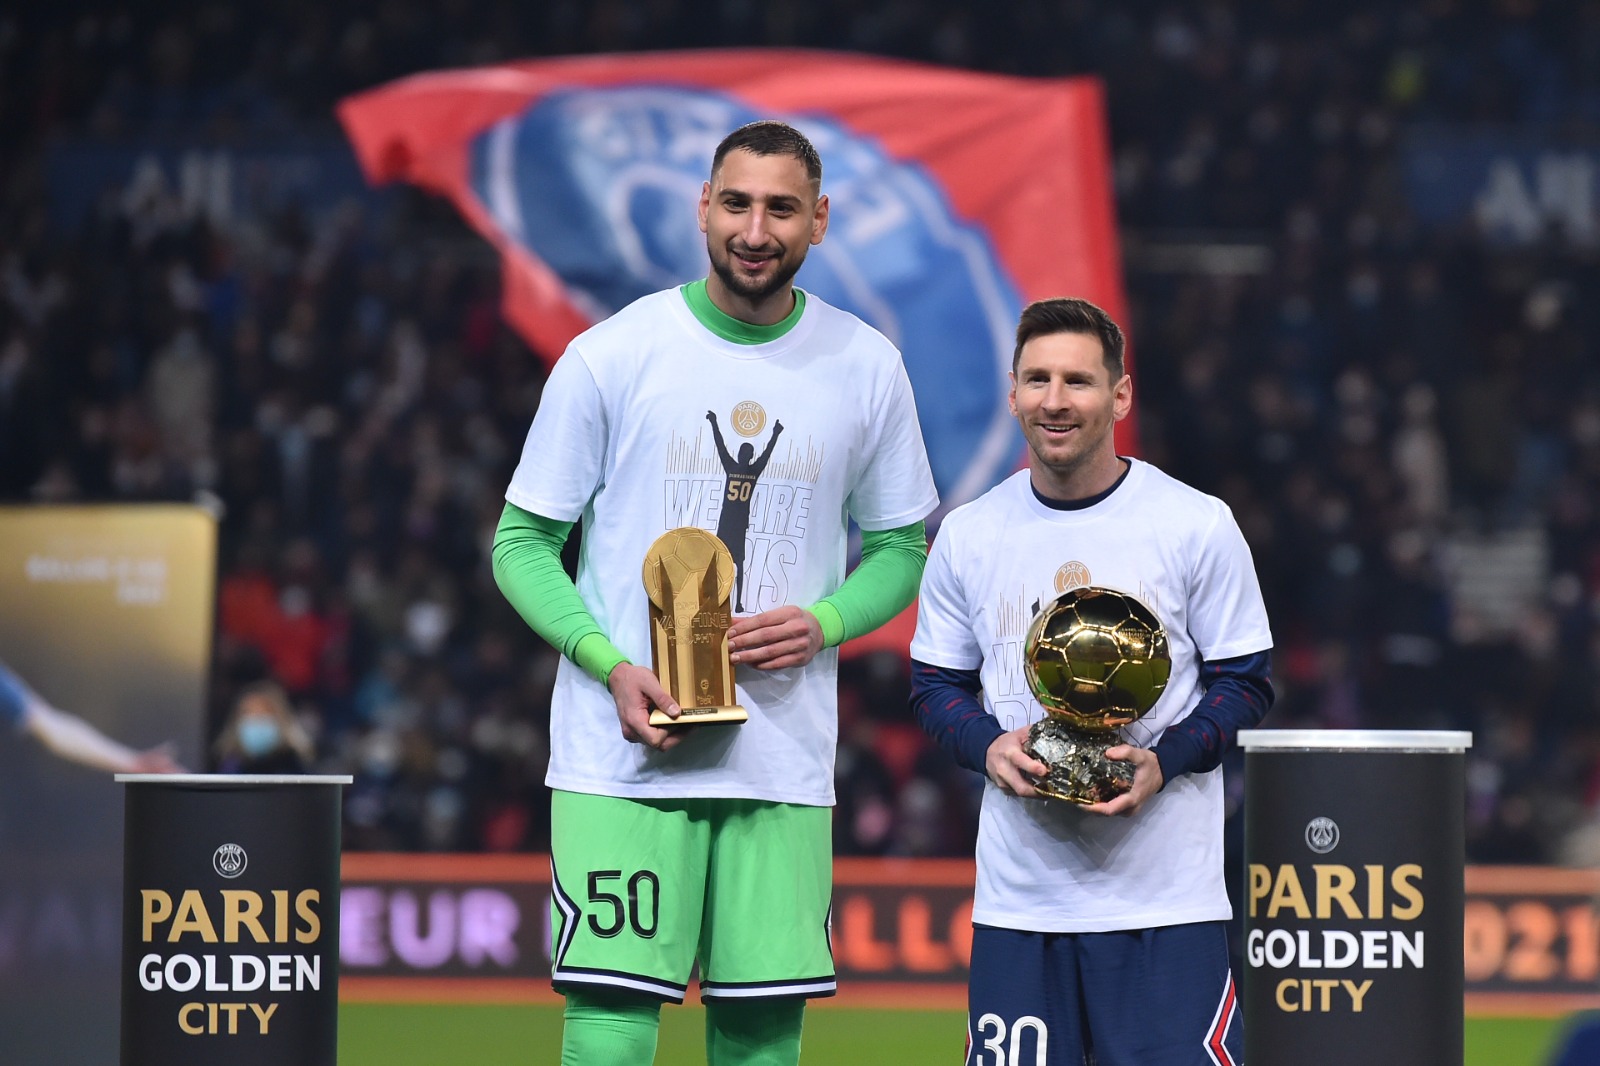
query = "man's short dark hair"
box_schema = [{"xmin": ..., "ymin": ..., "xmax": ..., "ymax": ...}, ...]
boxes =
[
  {"xmin": 1013, "ymin": 297, "xmax": 1126, "ymax": 376},
  {"xmin": 712, "ymin": 121, "xmax": 822, "ymax": 186}
]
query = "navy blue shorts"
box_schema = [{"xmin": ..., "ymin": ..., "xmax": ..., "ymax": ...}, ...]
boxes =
[{"xmin": 965, "ymin": 921, "xmax": 1242, "ymax": 1066}]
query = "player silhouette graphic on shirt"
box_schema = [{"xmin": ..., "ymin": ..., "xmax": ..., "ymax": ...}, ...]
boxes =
[{"xmin": 707, "ymin": 410, "xmax": 783, "ymax": 612}]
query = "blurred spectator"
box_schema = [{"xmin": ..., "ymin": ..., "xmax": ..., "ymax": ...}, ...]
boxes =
[{"xmin": 214, "ymin": 680, "xmax": 315, "ymax": 775}]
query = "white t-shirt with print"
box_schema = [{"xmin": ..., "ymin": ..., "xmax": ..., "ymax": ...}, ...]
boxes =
[
  {"xmin": 508, "ymin": 287, "xmax": 939, "ymax": 806},
  {"xmin": 910, "ymin": 462, "xmax": 1272, "ymax": 932}
]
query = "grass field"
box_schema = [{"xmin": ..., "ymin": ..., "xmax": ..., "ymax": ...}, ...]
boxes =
[{"xmin": 340, "ymin": 1003, "xmax": 1571, "ymax": 1065}]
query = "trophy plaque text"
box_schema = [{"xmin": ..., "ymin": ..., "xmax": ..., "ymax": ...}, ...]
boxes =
[{"xmin": 643, "ymin": 528, "xmax": 747, "ymax": 726}]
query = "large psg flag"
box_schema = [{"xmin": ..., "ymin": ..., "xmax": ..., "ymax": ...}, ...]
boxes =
[{"xmin": 338, "ymin": 50, "xmax": 1132, "ymax": 513}]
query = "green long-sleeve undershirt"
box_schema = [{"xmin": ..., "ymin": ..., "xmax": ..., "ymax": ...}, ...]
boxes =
[{"xmin": 490, "ymin": 501, "xmax": 928, "ymax": 685}]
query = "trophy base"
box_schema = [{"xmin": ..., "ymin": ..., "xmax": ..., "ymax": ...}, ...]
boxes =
[
  {"xmin": 1022, "ymin": 718, "xmax": 1134, "ymax": 805},
  {"xmin": 649, "ymin": 704, "xmax": 748, "ymax": 726}
]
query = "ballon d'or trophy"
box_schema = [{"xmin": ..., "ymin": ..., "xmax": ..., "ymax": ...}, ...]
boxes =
[
  {"xmin": 643, "ymin": 528, "xmax": 747, "ymax": 727},
  {"xmin": 1022, "ymin": 586, "xmax": 1171, "ymax": 803}
]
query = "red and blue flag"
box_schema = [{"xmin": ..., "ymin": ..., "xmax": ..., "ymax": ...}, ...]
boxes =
[{"xmin": 338, "ymin": 50, "xmax": 1132, "ymax": 514}]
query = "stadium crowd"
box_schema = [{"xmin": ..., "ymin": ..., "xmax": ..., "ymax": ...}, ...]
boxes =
[{"xmin": 2, "ymin": 1, "xmax": 1599, "ymax": 864}]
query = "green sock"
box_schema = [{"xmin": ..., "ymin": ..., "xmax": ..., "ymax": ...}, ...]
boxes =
[
  {"xmin": 705, "ymin": 997, "xmax": 805, "ymax": 1066},
  {"xmin": 561, "ymin": 988, "xmax": 663, "ymax": 1066}
]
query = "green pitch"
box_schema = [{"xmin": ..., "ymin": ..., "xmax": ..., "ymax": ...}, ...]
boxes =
[{"xmin": 340, "ymin": 1003, "xmax": 1567, "ymax": 1065}]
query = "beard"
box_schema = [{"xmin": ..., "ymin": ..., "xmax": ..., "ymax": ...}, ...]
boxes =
[{"xmin": 708, "ymin": 240, "xmax": 805, "ymax": 304}]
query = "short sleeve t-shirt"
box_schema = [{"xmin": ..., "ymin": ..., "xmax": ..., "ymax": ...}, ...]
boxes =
[
  {"xmin": 911, "ymin": 463, "xmax": 1272, "ymax": 932},
  {"xmin": 507, "ymin": 288, "xmax": 938, "ymax": 805}
]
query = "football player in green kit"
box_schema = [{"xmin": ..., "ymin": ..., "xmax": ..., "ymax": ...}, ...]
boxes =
[{"xmin": 493, "ymin": 121, "xmax": 938, "ymax": 1065}]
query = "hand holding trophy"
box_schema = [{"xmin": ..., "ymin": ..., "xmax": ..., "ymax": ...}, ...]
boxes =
[
  {"xmin": 1021, "ymin": 586, "xmax": 1171, "ymax": 804},
  {"xmin": 642, "ymin": 528, "xmax": 748, "ymax": 727}
]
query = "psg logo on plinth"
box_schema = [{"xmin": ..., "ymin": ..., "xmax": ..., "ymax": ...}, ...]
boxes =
[
  {"xmin": 1304, "ymin": 817, "xmax": 1340, "ymax": 854},
  {"xmin": 212, "ymin": 843, "xmax": 247, "ymax": 878}
]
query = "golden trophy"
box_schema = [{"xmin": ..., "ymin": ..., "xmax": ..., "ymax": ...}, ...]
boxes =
[
  {"xmin": 1021, "ymin": 586, "xmax": 1171, "ymax": 803},
  {"xmin": 643, "ymin": 528, "xmax": 747, "ymax": 726}
]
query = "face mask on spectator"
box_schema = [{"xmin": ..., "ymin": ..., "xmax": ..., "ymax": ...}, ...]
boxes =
[{"xmin": 238, "ymin": 717, "xmax": 282, "ymax": 757}]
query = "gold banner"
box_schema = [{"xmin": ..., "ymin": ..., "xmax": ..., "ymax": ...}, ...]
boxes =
[{"xmin": 0, "ymin": 505, "xmax": 216, "ymax": 1064}]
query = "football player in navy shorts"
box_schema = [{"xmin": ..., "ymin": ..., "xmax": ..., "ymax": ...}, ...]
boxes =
[{"xmin": 911, "ymin": 297, "xmax": 1274, "ymax": 1065}]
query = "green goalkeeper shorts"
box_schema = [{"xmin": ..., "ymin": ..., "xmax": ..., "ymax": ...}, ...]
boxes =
[{"xmin": 549, "ymin": 789, "xmax": 835, "ymax": 1003}]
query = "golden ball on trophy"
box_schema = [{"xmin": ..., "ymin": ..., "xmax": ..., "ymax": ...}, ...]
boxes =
[{"xmin": 1022, "ymin": 587, "xmax": 1172, "ymax": 803}]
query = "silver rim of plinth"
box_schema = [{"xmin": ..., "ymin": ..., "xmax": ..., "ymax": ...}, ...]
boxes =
[
  {"xmin": 113, "ymin": 773, "xmax": 354, "ymax": 785},
  {"xmin": 1237, "ymin": 729, "xmax": 1472, "ymax": 752}
]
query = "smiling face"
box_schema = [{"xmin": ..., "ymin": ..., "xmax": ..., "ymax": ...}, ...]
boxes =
[
  {"xmin": 698, "ymin": 148, "xmax": 829, "ymax": 324},
  {"xmin": 1009, "ymin": 330, "xmax": 1132, "ymax": 499}
]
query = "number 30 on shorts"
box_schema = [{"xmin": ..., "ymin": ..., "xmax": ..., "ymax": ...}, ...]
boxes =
[
  {"xmin": 972, "ymin": 1013, "xmax": 1048, "ymax": 1066},
  {"xmin": 585, "ymin": 869, "xmax": 661, "ymax": 939}
]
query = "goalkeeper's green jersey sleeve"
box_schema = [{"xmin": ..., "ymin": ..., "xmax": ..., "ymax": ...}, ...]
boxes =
[
  {"xmin": 491, "ymin": 501, "xmax": 927, "ymax": 676},
  {"xmin": 491, "ymin": 503, "xmax": 628, "ymax": 684}
]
